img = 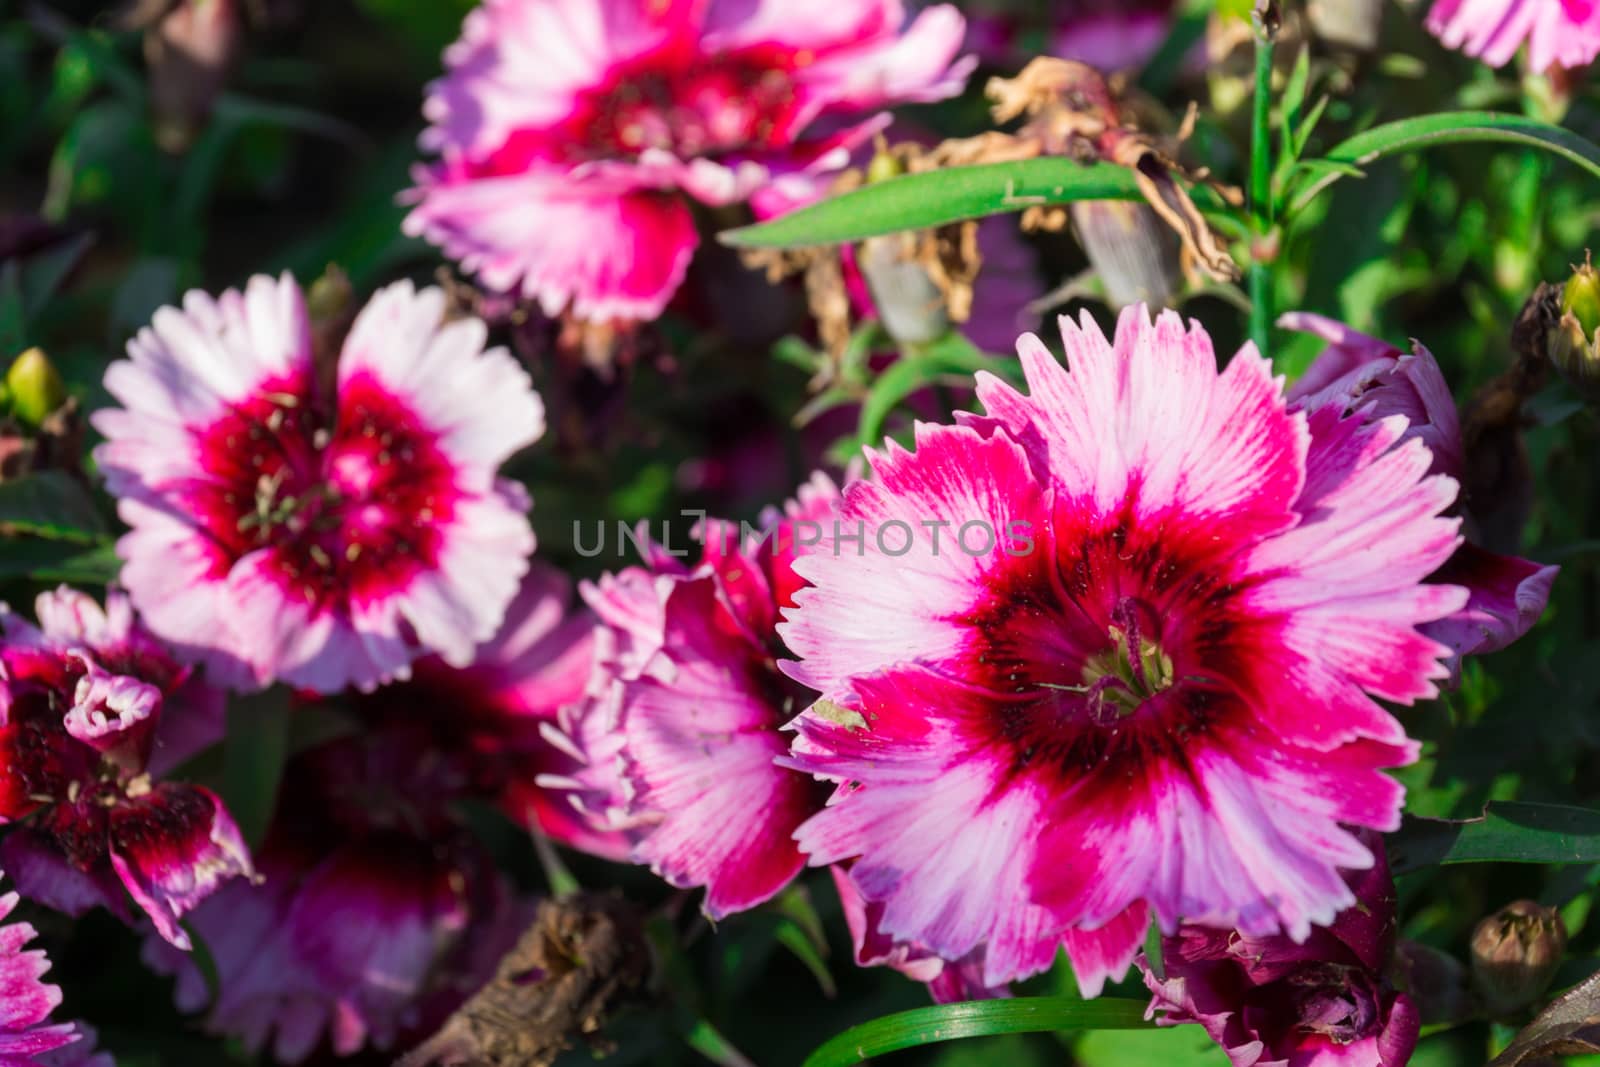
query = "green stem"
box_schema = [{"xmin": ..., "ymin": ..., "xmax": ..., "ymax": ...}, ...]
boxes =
[{"xmin": 1248, "ymin": 15, "xmax": 1276, "ymax": 359}]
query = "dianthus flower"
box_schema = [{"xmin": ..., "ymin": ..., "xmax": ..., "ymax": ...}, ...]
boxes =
[
  {"xmin": 553, "ymin": 474, "xmax": 839, "ymax": 917},
  {"xmin": 93, "ymin": 273, "xmax": 544, "ymax": 693},
  {"xmin": 0, "ymin": 588, "xmax": 250, "ymax": 949},
  {"xmin": 781, "ymin": 306, "xmax": 1467, "ymax": 994},
  {"xmin": 404, "ymin": 0, "xmax": 973, "ymax": 323}
]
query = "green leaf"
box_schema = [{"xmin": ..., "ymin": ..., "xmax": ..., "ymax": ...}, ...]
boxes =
[
  {"xmin": 0, "ymin": 539, "xmax": 119, "ymax": 584},
  {"xmin": 1291, "ymin": 111, "xmax": 1600, "ymax": 215},
  {"xmin": 1389, "ymin": 802, "xmax": 1600, "ymax": 874},
  {"xmin": 720, "ymin": 161, "xmax": 1142, "ymax": 249},
  {"xmin": 802, "ymin": 997, "xmax": 1152, "ymax": 1067},
  {"xmin": 0, "ymin": 471, "xmax": 107, "ymax": 542},
  {"xmin": 1076, "ymin": 1025, "xmax": 1233, "ymax": 1067},
  {"xmin": 221, "ymin": 688, "xmax": 292, "ymax": 848}
]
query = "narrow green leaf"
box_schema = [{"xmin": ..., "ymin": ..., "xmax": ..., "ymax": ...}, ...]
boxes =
[
  {"xmin": 720, "ymin": 161, "xmax": 1142, "ymax": 249},
  {"xmin": 1389, "ymin": 802, "xmax": 1600, "ymax": 874},
  {"xmin": 1291, "ymin": 111, "xmax": 1600, "ymax": 215},
  {"xmin": 776, "ymin": 920, "xmax": 837, "ymax": 998},
  {"xmin": 802, "ymin": 997, "xmax": 1152, "ymax": 1067},
  {"xmin": 683, "ymin": 1018, "xmax": 758, "ymax": 1067},
  {"xmin": 0, "ymin": 471, "xmax": 107, "ymax": 543},
  {"xmin": 221, "ymin": 688, "xmax": 291, "ymax": 848},
  {"xmin": 855, "ymin": 335, "xmax": 992, "ymax": 451}
]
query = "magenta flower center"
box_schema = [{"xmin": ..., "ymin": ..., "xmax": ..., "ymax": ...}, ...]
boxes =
[{"xmin": 190, "ymin": 371, "xmax": 458, "ymax": 612}]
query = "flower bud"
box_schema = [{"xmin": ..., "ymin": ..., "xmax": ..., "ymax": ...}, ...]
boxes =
[
  {"xmin": 145, "ymin": 0, "xmax": 243, "ymax": 153},
  {"xmin": 5, "ymin": 348, "xmax": 68, "ymax": 429},
  {"xmin": 1470, "ymin": 900, "xmax": 1567, "ymax": 1017},
  {"xmin": 864, "ymin": 145, "xmax": 904, "ymax": 186},
  {"xmin": 1549, "ymin": 257, "xmax": 1600, "ymax": 398},
  {"xmin": 1307, "ymin": 0, "xmax": 1384, "ymax": 51},
  {"xmin": 1069, "ymin": 200, "xmax": 1181, "ymax": 309},
  {"xmin": 855, "ymin": 233, "xmax": 952, "ymax": 346}
]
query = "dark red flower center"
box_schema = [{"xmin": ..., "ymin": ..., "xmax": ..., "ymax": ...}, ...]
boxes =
[
  {"xmin": 189, "ymin": 370, "xmax": 460, "ymax": 615},
  {"xmin": 960, "ymin": 505, "xmax": 1252, "ymax": 783},
  {"xmin": 477, "ymin": 49, "xmax": 804, "ymax": 175}
]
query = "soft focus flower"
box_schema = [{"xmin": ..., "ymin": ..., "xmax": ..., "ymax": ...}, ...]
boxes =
[
  {"xmin": 142, "ymin": 723, "xmax": 528, "ymax": 1064},
  {"xmin": 93, "ymin": 273, "xmax": 544, "ymax": 693},
  {"xmin": 781, "ymin": 306, "xmax": 1467, "ymax": 993},
  {"xmin": 1142, "ymin": 834, "xmax": 1420, "ymax": 1067},
  {"xmin": 366, "ymin": 563, "xmax": 626, "ymax": 860},
  {"xmin": 1281, "ymin": 312, "xmax": 1558, "ymax": 663},
  {"xmin": 966, "ymin": 0, "xmax": 1177, "ymax": 73},
  {"xmin": 1426, "ymin": 0, "xmax": 1600, "ymax": 72},
  {"xmin": 831, "ymin": 864, "xmax": 1007, "ymax": 1003},
  {"xmin": 552, "ymin": 474, "xmax": 839, "ymax": 917},
  {"xmin": 404, "ymin": 0, "xmax": 974, "ymax": 323},
  {"xmin": 0, "ymin": 588, "xmax": 250, "ymax": 949},
  {"xmin": 1053, "ymin": 0, "xmax": 1175, "ymax": 72},
  {"xmin": 0, "ymin": 876, "xmax": 87, "ymax": 1066}
]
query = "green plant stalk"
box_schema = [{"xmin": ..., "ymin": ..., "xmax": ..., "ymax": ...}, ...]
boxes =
[{"xmin": 1249, "ymin": 22, "xmax": 1276, "ymax": 360}]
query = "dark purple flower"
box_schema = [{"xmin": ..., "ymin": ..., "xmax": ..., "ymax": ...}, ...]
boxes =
[{"xmin": 1142, "ymin": 834, "xmax": 1419, "ymax": 1067}]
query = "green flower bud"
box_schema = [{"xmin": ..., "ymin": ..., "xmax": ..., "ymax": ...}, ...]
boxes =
[
  {"xmin": 1470, "ymin": 899, "xmax": 1567, "ymax": 1017},
  {"xmin": 864, "ymin": 146, "xmax": 904, "ymax": 185},
  {"xmin": 1550, "ymin": 258, "xmax": 1600, "ymax": 398},
  {"xmin": 5, "ymin": 348, "xmax": 68, "ymax": 429},
  {"xmin": 1564, "ymin": 258, "xmax": 1600, "ymax": 339}
]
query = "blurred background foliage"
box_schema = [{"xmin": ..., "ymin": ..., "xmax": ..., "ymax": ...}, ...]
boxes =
[{"xmin": 3, "ymin": 0, "xmax": 1600, "ymax": 1064}]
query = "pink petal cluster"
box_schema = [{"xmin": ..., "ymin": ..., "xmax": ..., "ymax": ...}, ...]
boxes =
[
  {"xmin": 404, "ymin": 0, "xmax": 974, "ymax": 323},
  {"xmin": 1142, "ymin": 833, "xmax": 1419, "ymax": 1067},
  {"xmin": 780, "ymin": 306, "xmax": 1469, "ymax": 994},
  {"xmin": 0, "ymin": 588, "xmax": 252, "ymax": 950},
  {"xmin": 0, "ymin": 876, "xmax": 87, "ymax": 1066},
  {"xmin": 93, "ymin": 273, "xmax": 544, "ymax": 694},
  {"xmin": 551, "ymin": 474, "xmax": 840, "ymax": 917},
  {"xmin": 1427, "ymin": 0, "xmax": 1600, "ymax": 72},
  {"xmin": 1281, "ymin": 312, "xmax": 1557, "ymax": 664}
]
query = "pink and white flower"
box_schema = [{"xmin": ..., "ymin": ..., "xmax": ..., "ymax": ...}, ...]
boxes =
[
  {"xmin": 831, "ymin": 865, "xmax": 1007, "ymax": 1003},
  {"xmin": 365, "ymin": 563, "xmax": 628, "ymax": 861},
  {"xmin": 780, "ymin": 306, "xmax": 1469, "ymax": 993},
  {"xmin": 1141, "ymin": 833, "xmax": 1419, "ymax": 1067},
  {"xmin": 404, "ymin": 0, "xmax": 974, "ymax": 323},
  {"xmin": 1281, "ymin": 312, "xmax": 1558, "ymax": 664},
  {"xmin": 0, "ymin": 876, "xmax": 87, "ymax": 1066},
  {"xmin": 93, "ymin": 273, "xmax": 544, "ymax": 693},
  {"xmin": 1426, "ymin": 0, "xmax": 1600, "ymax": 72},
  {"xmin": 0, "ymin": 588, "xmax": 252, "ymax": 950},
  {"xmin": 551, "ymin": 474, "xmax": 840, "ymax": 918},
  {"xmin": 142, "ymin": 725, "xmax": 527, "ymax": 1064}
]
